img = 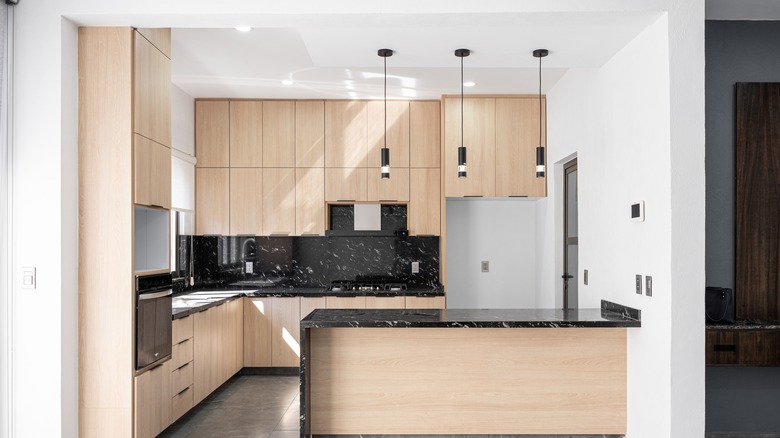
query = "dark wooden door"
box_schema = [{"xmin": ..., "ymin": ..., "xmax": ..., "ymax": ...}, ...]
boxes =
[{"xmin": 736, "ymin": 83, "xmax": 780, "ymax": 320}]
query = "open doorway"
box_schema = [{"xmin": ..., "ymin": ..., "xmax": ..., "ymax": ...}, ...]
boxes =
[{"xmin": 563, "ymin": 159, "xmax": 578, "ymax": 309}]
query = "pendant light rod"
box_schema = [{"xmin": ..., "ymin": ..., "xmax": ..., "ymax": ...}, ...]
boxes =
[
  {"xmin": 455, "ymin": 49, "xmax": 470, "ymax": 179},
  {"xmin": 378, "ymin": 48, "xmax": 393, "ymax": 179},
  {"xmin": 533, "ymin": 49, "xmax": 548, "ymax": 178}
]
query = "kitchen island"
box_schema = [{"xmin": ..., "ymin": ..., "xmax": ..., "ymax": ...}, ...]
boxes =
[{"xmin": 299, "ymin": 301, "xmax": 640, "ymax": 436}]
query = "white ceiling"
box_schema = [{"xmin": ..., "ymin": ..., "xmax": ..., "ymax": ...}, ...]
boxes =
[{"xmin": 171, "ymin": 11, "xmax": 662, "ymax": 99}]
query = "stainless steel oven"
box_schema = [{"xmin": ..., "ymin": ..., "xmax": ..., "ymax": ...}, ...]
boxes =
[{"xmin": 135, "ymin": 273, "xmax": 172, "ymax": 370}]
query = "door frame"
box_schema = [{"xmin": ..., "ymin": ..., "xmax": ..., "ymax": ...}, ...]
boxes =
[{"xmin": 563, "ymin": 158, "xmax": 578, "ymax": 309}]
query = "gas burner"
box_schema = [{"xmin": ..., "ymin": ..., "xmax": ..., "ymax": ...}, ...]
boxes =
[
  {"xmin": 328, "ymin": 281, "xmax": 352, "ymax": 292},
  {"xmin": 384, "ymin": 283, "xmax": 408, "ymax": 291},
  {"xmin": 351, "ymin": 283, "xmax": 383, "ymax": 292}
]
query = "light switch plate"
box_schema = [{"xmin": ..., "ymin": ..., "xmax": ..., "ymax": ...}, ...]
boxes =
[
  {"xmin": 646, "ymin": 276, "xmax": 653, "ymax": 297},
  {"xmin": 481, "ymin": 261, "xmax": 489, "ymax": 273},
  {"xmin": 411, "ymin": 261, "xmax": 420, "ymax": 274},
  {"xmin": 635, "ymin": 274, "xmax": 642, "ymax": 294},
  {"xmin": 22, "ymin": 267, "xmax": 36, "ymax": 290},
  {"xmin": 245, "ymin": 262, "xmax": 253, "ymax": 274}
]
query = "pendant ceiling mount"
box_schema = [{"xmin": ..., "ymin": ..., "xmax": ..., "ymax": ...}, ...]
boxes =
[
  {"xmin": 533, "ymin": 48, "xmax": 548, "ymax": 178},
  {"xmin": 379, "ymin": 48, "xmax": 393, "ymax": 179},
  {"xmin": 456, "ymin": 48, "xmax": 470, "ymax": 179}
]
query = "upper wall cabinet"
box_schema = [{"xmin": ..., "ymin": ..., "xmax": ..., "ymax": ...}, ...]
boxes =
[
  {"xmin": 296, "ymin": 101, "xmax": 325, "ymax": 167},
  {"xmin": 135, "ymin": 28, "xmax": 171, "ymax": 58},
  {"xmin": 367, "ymin": 100, "xmax": 409, "ymax": 168},
  {"xmin": 195, "ymin": 168, "xmax": 229, "ymax": 235},
  {"xmin": 230, "ymin": 101, "xmax": 263, "ymax": 167},
  {"xmin": 495, "ymin": 98, "xmax": 546, "ymax": 197},
  {"xmin": 444, "ymin": 97, "xmax": 496, "ymax": 197},
  {"xmin": 263, "ymin": 101, "xmax": 295, "ymax": 167},
  {"xmin": 410, "ymin": 101, "xmax": 441, "ymax": 168},
  {"xmin": 134, "ymin": 134, "xmax": 171, "ymax": 209},
  {"xmin": 325, "ymin": 101, "xmax": 368, "ymax": 168},
  {"xmin": 134, "ymin": 29, "xmax": 171, "ymax": 148},
  {"xmin": 196, "ymin": 101, "xmax": 230, "ymax": 167}
]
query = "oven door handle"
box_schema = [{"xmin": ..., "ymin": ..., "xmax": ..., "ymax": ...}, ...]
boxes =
[{"xmin": 138, "ymin": 289, "xmax": 173, "ymax": 300}]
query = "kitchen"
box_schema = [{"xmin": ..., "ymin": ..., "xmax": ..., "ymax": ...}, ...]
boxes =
[{"xmin": 1, "ymin": 0, "xmax": 708, "ymax": 438}]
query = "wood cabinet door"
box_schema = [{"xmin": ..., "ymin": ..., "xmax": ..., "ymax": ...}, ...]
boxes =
[
  {"xmin": 325, "ymin": 101, "xmax": 367, "ymax": 168},
  {"xmin": 405, "ymin": 296, "xmax": 445, "ymax": 309},
  {"xmin": 195, "ymin": 100, "xmax": 230, "ymax": 167},
  {"xmin": 135, "ymin": 28, "xmax": 171, "ymax": 58},
  {"xmin": 262, "ymin": 168, "xmax": 296, "ymax": 235},
  {"xmin": 271, "ymin": 297, "xmax": 302, "ymax": 367},
  {"xmin": 243, "ymin": 297, "xmax": 272, "ymax": 367},
  {"xmin": 229, "ymin": 168, "xmax": 263, "ymax": 235},
  {"xmin": 134, "ymin": 360, "xmax": 171, "ymax": 438},
  {"xmin": 367, "ymin": 100, "xmax": 409, "ymax": 168},
  {"xmin": 444, "ymin": 97, "xmax": 495, "ymax": 197},
  {"xmin": 325, "ymin": 168, "xmax": 367, "ymax": 202},
  {"xmin": 300, "ymin": 297, "xmax": 327, "ymax": 320},
  {"xmin": 365, "ymin": 296, "xmax": 406, "ymax": 309},
  {"xmin": 495, "ymin": 98, "xmax": 546, "ymax": 197},
  {"xmin": 296, "ymin": 101, "xmax": 325, "ymax": 167},
  {"xmin": 230, "ymin": 100, "xmax": 263, "ymax": 167},
  {"xmin": 229, "ymin": 298, "xmax": 244, "ymax": 376},
  {"xmin": 263, "ymin": 101, "xmax": 295, "ymax": 167},
  {"xmin": 367, "ymin": 167, "xmax": 409, "ymax": 202},
  {"xmin": 195, "ymin": 168, "xmax": 229, "ymax": 235},
  {"xmin": 192, "ymin": 307, "xmax": 212, "ymax": 404},
  {"xmin": 410, "ymin": 101, "xmax": 441, "ymax": 168},
  {"xmin": 409, "ymin": 168, "xmax": 440, "ymax": 236},
  {"xmin": 134, "ymin": 135, "xmax": 171, "ymax": 208},
  {"xmin": 326, "ymin": 296, "xmax": 367, "ymax": 309},
  {"xmin": 134, "ymin": 30, "xmax": 171, "ymax": 148},
  {"xmin": 296, "ymin": 168, "xmax": 325, "ymax": 235}
]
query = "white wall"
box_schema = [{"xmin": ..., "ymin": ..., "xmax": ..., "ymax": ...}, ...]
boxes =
[{"xmin": 446, "ymin": 199, "xmax": 537, "ymax": 309}]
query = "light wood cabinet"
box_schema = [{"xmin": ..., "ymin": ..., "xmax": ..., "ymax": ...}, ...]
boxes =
[
  {"xmin": 193, "ymin": 303, "xmax": 224, "ymax": 404},
  {"xmin": 410, "ymin": 101, "xmax": 441, "ymax": 168},
  {"xmin": 444, "ymin": 97, "xmax": 496, "ymax": 197},
  {"xmin": 228, "ymin": 298, "xmax": 244, "ymax": 376},
  {"xmin": 134, "ymin": 134, "xmax": 171, "ymax": 208},
  {"xmin": 271, "ymin": 297, "xmax": 301, "ymax": 367},
  {"xmin": 296, "ymin": 101, "xmax": 325, "ymax": 167},
  {"xmin": 230, "ymin": 100, "xmax": 263, "ymax": 167},
  {"xmin": 134, "ymin": 361, "xmax": 170, "ymax": 438},
  {"xmin": 366, "ymin": 167, "xmax": 409, "ymax": 202},
  {"xmin": 495, "ymin": 98, "xmax": 546, "ymax": 197},
  {"xmin": 296, "ymin": 168, "xmax": 325, "ymax": 235},
  {"xmin": 405, "ymin": 296, "xmax": 446, "ymax": 309},
  {"xmin": 135, "ymin": 28, "xmax": 171, "ymax": 59},
  {"xmin": 300, "ymin": 297, "xmax": 327, "ymax": 320},
  {"xmin": 325, "ymin": 168, "xmax": 367, "ymax": 202},
  {"xmin": 367, "ymin": 100, "xmax": 409, "ymax": 168},
  {"xmin": 134, "ymin": 30, "xmax": 171, "ymax": 148},
  {"xmin": 409, "ymin": 168, "xmax": 440, "ymax": 236},
  {"xmin": 365, "ymin": 296, "xmax": 406, "ymax": 309},
  {"xmin": 325, "ymin": 101, "xmax": 368, "ymax": 168},
  {"xmin": 326, "ymin": 296, "xmax": 367, "ymax": 309},
  {"xmin": 244, "ymin": 297, "xmax": 272, "ymax": 367},
  {"xmin": 262, "ymin": 168, "xmax": 296, "ymax": 235},
  {"xmin": 196, "ymin": 100, "xmax": 230, "ymax": 167},
  {"xmin": 195, "ymin": 168, "xmax": 229, "ymax": 235},
  {"xmin": 229, "ymin": 168, "xmax": 263, "ymax": 235},
  {"xmin": 263, "ymin": 101, "xmax": 295, "ymax": 167}
]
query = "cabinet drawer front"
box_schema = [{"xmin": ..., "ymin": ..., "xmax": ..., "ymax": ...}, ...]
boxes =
[
  {"xmin": 170, "ymin": 361, "xmax": 194, "ymax": 397},
  {"xmin": 171, "ymin": 338, "xmax": 193, "ymax": 370},
  {"xmin": 170, "ymin": 385, "xmax": 194, "ymax": 423},
  {"xmin": 172, "ymin": 315, "xmax": 193, "ymax": 344}
]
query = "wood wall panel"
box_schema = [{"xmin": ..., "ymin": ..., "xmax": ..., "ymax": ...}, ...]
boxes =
[
  {"xmin": 296, "ymin": 101, "xmax": 325, "ymax": 167},
  {"xmin": 195, "ymin": 168, "xmax": 229, "ymax": 235},
  {"xmin": 409, "ymin": 101, "xmax": 441, "ymax": 168},
  {"xmin": 230, "ymin": 101, "xmax": 263, "ymax": 167},
  {"xmin": 263, "ymin": 101, "xmax": 296, "ymax": 167},
  {"xmin": 495, "ymin": 98, "xmax": 546, "ymax": 197},
  {"xmin": 196, "ymin": 101, "xmax": 230, "ymax": 167},
  {"xmin": 367, "ymin": 100, "xmax": 409, "ymax": 168},
  {"xmin": 229, "ymin": 168, "xmax": 263, "ymax": 235},
  {"xmin": 325, "ymin": 101, "xmax": 367, "ymax": 168}
]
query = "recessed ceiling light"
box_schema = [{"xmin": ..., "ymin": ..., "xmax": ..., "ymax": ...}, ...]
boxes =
[
  {"xmin": 281, "ymin": 80, "xmax": 294, "ymax": 86},
  {"xmin": 235, "ymin": 26, "xmax": 252, "ymax": 32},
  {"xmin": 463, "ymin": 81, "xmax": 476, "ymax": 87}
]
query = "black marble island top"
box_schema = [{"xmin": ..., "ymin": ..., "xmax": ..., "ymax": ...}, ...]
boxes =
[{"xmin": 300, "ymin": 300, "xmax": 641, "ymax": 329}]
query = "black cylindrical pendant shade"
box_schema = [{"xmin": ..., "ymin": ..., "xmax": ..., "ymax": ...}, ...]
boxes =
[
  {"xmin": 536, "ymin": 146, "xmax": 545, "ymax": 178},
  {"xmin": 458, "ymin": 146, "xmax": 467, "ymax": 178},
  {"xmin": 381, "ymin": 147, "xmax": 390, "ymax": 179}
]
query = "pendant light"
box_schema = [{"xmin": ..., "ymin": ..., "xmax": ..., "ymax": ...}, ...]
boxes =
[
  {"xmin": 533, "ymin": 49, "xmax": 548, "ymax": 178},
  {"xmin": 455, "ymin": 48, "xmax": 470, "ymax": 178},
  {"xmin": 378, "ymin": 48, "xmax": 393, "ymax": 179}
]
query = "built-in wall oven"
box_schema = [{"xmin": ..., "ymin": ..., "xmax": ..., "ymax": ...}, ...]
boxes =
[{"xmin": 135, "ymin": 273, "xmax": 172, "ymax": 370}]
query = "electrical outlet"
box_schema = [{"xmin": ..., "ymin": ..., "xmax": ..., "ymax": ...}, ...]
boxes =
[
  {"xmin": 584, "ymin": 269, "xmax": 589, "ymax": 285},
  {"xmin": 481, "ymin": 261, "xmax": 489, "ymax": 273},
  {"xmin": 245, "ymin": 262, "xmax": 253, "ymax": 274},
  {"xmin": 646, "ymin": 276, "xmax": 653, "ymax": 297},
  {"xmin": 411, "ymin": 261, "xmax": 420, "ymax": 274},
  {"xmin": 635, "ymin": 274, "xmax": 642, "ymax": 294}
]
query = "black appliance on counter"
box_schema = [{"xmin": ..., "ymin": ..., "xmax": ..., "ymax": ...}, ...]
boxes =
[
  {"xmin": 135, "ymin": 272, "xmax": 173, "ymax": 370},
  {"xmin": 328, "ymin": 279, "xmax": 408, "ymax": 292}
]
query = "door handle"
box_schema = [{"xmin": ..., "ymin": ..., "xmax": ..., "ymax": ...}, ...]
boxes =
[
  {"xmin": 138, "ymin": 289, "xmax": 173, "ymax": 300},
  {"xmin": 561, "ymin": 274, "xmax": 574, "ymax": 279}
]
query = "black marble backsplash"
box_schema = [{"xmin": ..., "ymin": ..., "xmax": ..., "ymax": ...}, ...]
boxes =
[{"xmin": 191, "ymin": 235, "xmax": 440, "ymax": 289}]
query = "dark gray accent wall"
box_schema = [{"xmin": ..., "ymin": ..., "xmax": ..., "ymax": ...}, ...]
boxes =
[{"xmin": 706, "ymin": 21, "xmax": 780, "ymax": 290}]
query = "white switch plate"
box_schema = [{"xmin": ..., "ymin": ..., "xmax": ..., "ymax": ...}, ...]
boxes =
[
  {"xmin": 245, "ymin": 262, "xmax": 254, "ymax": 274},
  {"xmin": 411, "ymin": 261, "xmax": 420, "ymax": 274},
  {"xmin": 22, "ymin": 267, "xmax": 36, "ymax": 289}
]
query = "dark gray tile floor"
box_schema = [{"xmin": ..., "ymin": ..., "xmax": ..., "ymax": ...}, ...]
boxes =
[{"xmin": 160, "ymin": 375, "xmax": 300, "ymax": 438}]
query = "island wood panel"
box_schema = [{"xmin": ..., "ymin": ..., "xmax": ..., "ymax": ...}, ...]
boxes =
[
  {"xmin": 135, "ymin": 28, "xmax": 171, "ymax": 58},
  {"xmin": 296, "ymin": 100, "xmax": 325, "ymax": 167},
  {"xmin": 409, "ymin": 168, "xmax": 440, "ymax": 236},
  {"xmin": 263, "ymin": 100, "xmax": 296, "ymax": 167},
  {"xmin": 134, "ymin": 30, "xmax": 171, "ymax": 147},
  {"xmin": 230, "ymin": 100, "xmax": 263, "ymax": 167},
  {"xmin": 366, "ymin": 167, "xmax": 409, "ymax": 202},
  {"xmin": 365, "ymin": 296, "xmax": 406, "ymax": 309},
  {"xmin": 244, "ymin": 297, "xmax": 273, "ymax": 367},
  {"xmin": 300, "ymin": 297, "xmax": 328, "ymax": 321},
  {"xmin": 78, "ymin": 26, "xmax": 134, "ymax": 438},
  {"xmin": 296, "ymin": 168, "xmax": 325, "ymax": 235},
  {"xmin": 736, "ymin": 83, "xmax": 780, "ymax": 321},
  {"xmin": 229, "ymin": 168, "xmax": 263, "ymax": 235},
  {"xmin": 444, "ymin": 97, "xmax": 496, "ymax": 197},
  {"xmin": 495, "ymin": 98, "xmax": 546, "ymax": 197},
  {"xmin": 262, "ymin": 168, "xmax": 296, "ymax": 235},
  {"xmin": 325, "ymin": 168, "xmax": 367, "ymax": 202},
  {"xmin": 325, "ymin": 101, "xmax": 368, "ymax": 168},
  {"xmin": 326, "ymin": 296, "xmax": 367, "ymax": 309},
  {"xmin": 409, "ymin": 101, "xmax": 441, "ymax": 168},
  {"xmin": 404, "ymin": 295, "xmax": 445, "ymax": 309},
  {"xmin": 195, "ymin": 168, "xmax": 229, "ymax": 235},
  {"xmin": 195, "ymin": 100, "xmax": 230, "ymax": 167},
  {"xmin": 309, "ymin": 328, "xmax": 626, "ymax": 435},
  {"xmin": 367, "ymin": 100, "xmax": 409, "ymax": 168},
  {"xmin": 271, "ymin": 297, "xmax": 302, "ymax": 367}
]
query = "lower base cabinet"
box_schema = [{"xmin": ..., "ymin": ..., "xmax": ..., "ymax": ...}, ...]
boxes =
[
  {"xmin": 706, "ymin": 329, "xmax": 780, "ymax": 366},
  {"xmin": 134, "ymin": 361, "xmax": 170, "ymax": 438},
  {"xmin": 405, "ymin": 296, "xmax": 446, "ymax": 309}
]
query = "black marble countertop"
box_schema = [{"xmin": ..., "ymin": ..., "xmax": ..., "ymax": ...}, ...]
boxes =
[
  {"xmin": 300, "ymin": 300, "xmax": 641, "ymax": 329},
  {"xmin": 707, "ymin": 320, "xmax": 780, "ymax": 330}
]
